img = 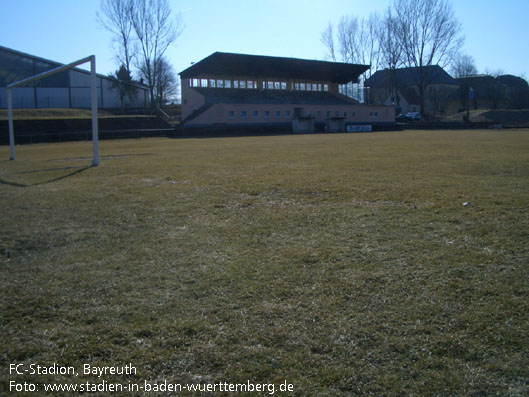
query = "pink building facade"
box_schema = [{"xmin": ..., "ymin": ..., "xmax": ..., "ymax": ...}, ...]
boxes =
[{"xmin": 179, "ymin": 52, "xmax": 395, "ymax": 132}]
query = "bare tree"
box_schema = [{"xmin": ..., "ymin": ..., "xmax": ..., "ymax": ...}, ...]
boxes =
[
  {"xmin": 378, "ymin": 9, "xmax": 402, "ymax": 71},
  {"xmin": 451, "ymin": 54, "xmax": 477, "ymax": 78},
  {"xmin": 484, "ymin": 67, "xmax": 505, "ymax": 78},
  {"xmin": 425, "ymin": 85, "xmax": 452, "ymax": 119},
  {"xmin": 322, "ymin": 14, "xmax": 381, "ymax": 80},
  {"xmin": 335, "ymin": 16, "xmax": 358, "ymax": 63},
  {"xmin": 336, "ymin": 15, "xmax": 380, "ymax": 72},
  {"xmin": 321, "ymin": 22, "xmax": 336, "ymax": 62},
  {"xmin": 451, "ymin": 54, "xmax": 477, "ymax": 118},
  {"xmin": 153, "ymin": 57, "xmax": 178, "ymax": 105},
  {"xmin": 392, "ymin": 0, "xmax": 463, "ymax": 115},
  {"xmin": 358, "ymin": 13, "xmax": 382, "ymax": 77},
  {"xmin": 97, "ymin": 0, "xmax": 136, "ymax": 73},
  {"xmin": 130, "ymin": 0, "xmax": 184, "ymax": 106},
  {"xmin": 375, "ymin": 8, "xmax": 404, "ymax": 108}
]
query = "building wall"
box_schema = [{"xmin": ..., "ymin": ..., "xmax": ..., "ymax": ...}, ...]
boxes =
[
  {"xmin": 181, "ymin": 78, "xmax": 206, "ymax": 120},
  {"xmin": 0, "ymin": 46, "xmax": 149, "ymax": 109},
  {"xmin": 371, "ymin": 88, "xmax": 419, "ymax": 115},
  {"xmin": 185, "ymin": 102, "xmax": 394, "ymax": 126},
  {"xmin": 181, "ymin": 78, "xmax": 352, "ymax": 123}
]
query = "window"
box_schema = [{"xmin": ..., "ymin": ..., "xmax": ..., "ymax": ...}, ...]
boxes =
[
  {"xmin": 234, "ymin": 80, "xmax": 239, "ymax": 89},
  {"xmin": 264, "ymin": 111, "xmax": 270, "ymax": 118},
  {"xmin": 217, "ymin": 80, "xmax": 224, "ymax": 88},
  {"xmin": 281, "ymin": 82, "xmax": 287, "ymax": 90},
  {"xmin": 326, "ymin": 111, "xmax": 331, "ymax": 117},
  {"xmin": 201, "ymin": 79, "xmax": 208, "ymax": 87},
  {"xmin": 241, "ymin": 110, "xmax": 247, "ymax": 118},
  {"xmin": 300, "ymin": 83, "xmax": 305, "ymax": 91},
  {"xmin": 274, "ymin": 81, "xmax": 280, "ymax": 90},
  {"xmin": 318, "ymin": 84, "xmax": 322, "ymax": 91},
  {"xmin": 323, "ymin": 84, "xmax": 328, "ymax": 91},
  {"xmin": 295, "ymin": 83, "xmax": 299, "ymax": 91},
  {"xmin": 275, "ymin": 110, "xmax": 281, "ymax": 118},
  {"xmin": 370, "ymin": 111, "xmax": 378, "ymax": 117},
  {"xmin": 306, "ymin": 84, "xmax": 311, "ymax": 91},
  {"xmin": 183, "ymin": 99, "xmax": 187, "ymax": 104},
  {"xmin": 209, "ymin": 79, "xmax": 216, "ymax": 88},
  {"xmin": 285, "ymin": 110, "xmax": 291, "ymax": 118},
  {"xmin": 240, "ymin": 80, "xmax": 246, "ymax": 89},
  {"xmin": 34, "ymin": 59, "xmax": 68, "ymax": 87},
  {"xmin": 247, "ymin": 81, "xmax": 254, "ymax": 89},
  {"xmin": 312, "ymin": 84, "xmax": 318, "ymax": 91},
  {"xmin": 336, "ymin": 111, "xmax": 340, "ymax": 117},
  {"xmin": 193, "ymin": 78, "xmax": 200, "ymax": 87},
  {"xmin": 344, "ymin": 112, "xmax": 347, "ymax": 117},
  {"xmin": 351, "ymin": 112, "xmax": 355, "ymax": 116},
  {"xmin": 225, "ymin": 80, "xmax": 231, "ymax": 88},
  {"xmin": 267, "ymin": 81, "xmax": 274, "ymax": 89},
  {"xmin": 228, "ymin": 111, "xmax": 235, "ymax": 118},
  {"xmin": 253, "ymin": 110, "xmax": 259, "ymax": 118}
]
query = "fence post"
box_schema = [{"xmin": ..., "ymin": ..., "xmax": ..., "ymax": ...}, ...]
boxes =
[
  {"xmin": 90, "ymin": 56, "xmax": 100, "ymax": 166},
  {"xmin": 7, "ymin": 88, "xmax": 15, "ymax": 160}
]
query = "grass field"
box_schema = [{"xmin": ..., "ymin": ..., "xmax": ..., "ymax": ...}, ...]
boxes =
[{"xmin": 1, "ymin": 130, "xmax": 529, "ymax": 395}]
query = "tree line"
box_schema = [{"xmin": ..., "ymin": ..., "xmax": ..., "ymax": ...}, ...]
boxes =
[
  {"xmin": 321, "ymin": 0, "xmax": 528, "ymax": 115},
  {"xmin": 97, "ymin": 0, "xmax": 183, "ymax": 108}
]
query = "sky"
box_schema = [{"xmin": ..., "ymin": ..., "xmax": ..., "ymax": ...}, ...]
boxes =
[{"xmin": 1, "ymin": 0, "xmax": 529, "ymax": 82}]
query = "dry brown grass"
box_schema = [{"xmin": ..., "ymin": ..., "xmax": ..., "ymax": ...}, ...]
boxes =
[{"xmin": 1, "ymin": 130, "xmax": 528, "ymax": 395}]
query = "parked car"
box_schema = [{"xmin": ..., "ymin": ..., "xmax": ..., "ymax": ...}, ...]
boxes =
[
  {"xmin": 396, "ymin": 113, "xmax": 411, "ymax": 122},
  {"xmin": 407, "ymin": 112, "xmax": 421, "ymax": 120},
  {"xmin": 396, "ymin": 112, "xmax": 421, "ymax": 122}
]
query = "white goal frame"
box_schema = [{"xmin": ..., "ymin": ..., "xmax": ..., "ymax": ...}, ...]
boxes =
[{"xmin": 7, "ymin": 55, "xmax": 100, "ymax": 166}]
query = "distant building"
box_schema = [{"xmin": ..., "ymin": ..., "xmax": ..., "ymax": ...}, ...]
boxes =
[
  {"xmin": 0, "ymin": 45, "xmax": 150, "ymax": 109},
  {"xmin": 366, "ymin": 65, "xmax": 458, "ymax": 116},
  {"xmin": 179, "ymin": 52, "xmax": 394, "ymax": 132},
  {"xmin": 456, "ymin": 74, "xmax": 529, "ymax": 110}
]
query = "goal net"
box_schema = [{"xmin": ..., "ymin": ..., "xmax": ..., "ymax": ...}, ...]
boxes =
[{"xmin": 7, "ymin": 55, "xmax": 100, "ymax": 166}]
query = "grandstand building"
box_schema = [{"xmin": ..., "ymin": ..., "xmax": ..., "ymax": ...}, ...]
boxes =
[
  {"xmin": 179, "ymin": 52, "xmax": 394, "ymax": 132},
  {"xmin": 0, "ymin": 45, "xmax": 149, "ymax": 110}
]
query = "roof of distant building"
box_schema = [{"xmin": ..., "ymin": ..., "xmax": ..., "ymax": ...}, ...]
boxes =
[
  {"xmin": 495, "ymin": 74, "xmax": 529, "ymax": 89},
  {"xmin": 179, "ymin": 52, "xmax": 369, "ymax": 84},
  {"xmin": 397, "ymin": 86, "xmax": 421, "ymax": 106},
  {"xmin": 0, "ymin": 45, "xmax": 148, "ymax": 89},
  {"xmin": 366, "ymin": 65, "xmax": 456, "ymax": 88}
]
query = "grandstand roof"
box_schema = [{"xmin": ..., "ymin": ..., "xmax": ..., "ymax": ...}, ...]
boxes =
[{"xmin": 179, "ymin": 52, "xmax": 369, "ymax": 84}]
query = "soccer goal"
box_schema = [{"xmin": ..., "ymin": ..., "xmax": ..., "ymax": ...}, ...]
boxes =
[{"xmin": 7, "ymin": 55, "xmax": 100, "ymax": 166}]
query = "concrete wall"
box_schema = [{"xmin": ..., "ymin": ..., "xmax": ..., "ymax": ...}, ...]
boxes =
[{"xmin": 185, "ymin": 102, "xmax": 394, "ymax": 126}]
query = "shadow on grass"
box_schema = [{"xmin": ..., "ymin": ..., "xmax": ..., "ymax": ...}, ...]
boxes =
[
  {"xmin": 49, "ymin": 153, "xmax": 153, "ymax": 162},
  {"xmin": 0, "ymin": 165, "xmax": 92, "ymax": 187}
]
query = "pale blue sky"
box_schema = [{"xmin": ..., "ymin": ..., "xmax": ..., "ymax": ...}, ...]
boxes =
[{"xmin": 1, "ymin": 0, "xmax": 528, "ymax": 80}]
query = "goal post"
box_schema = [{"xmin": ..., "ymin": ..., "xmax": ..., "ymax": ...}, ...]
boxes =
[{"xmin": 7, "ymin": 55, "xmax": 100, "ymax": 166}]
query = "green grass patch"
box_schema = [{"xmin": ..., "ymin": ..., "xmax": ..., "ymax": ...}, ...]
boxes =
[
  {"xmin": 0, "ymin": 108, "xmax": 153, "ymax": 120},
  {"xmin": 1, "ymin": 130, "xmax": 529, "ymax": 395}
]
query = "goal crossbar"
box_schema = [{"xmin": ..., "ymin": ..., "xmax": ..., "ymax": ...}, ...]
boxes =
[{"xmin": 7, "ymin": 55, "xmax": 100, "ymax": 166}]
